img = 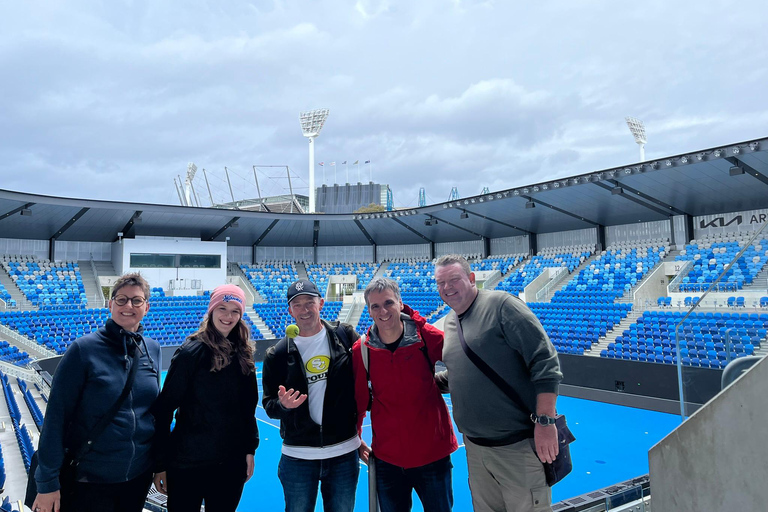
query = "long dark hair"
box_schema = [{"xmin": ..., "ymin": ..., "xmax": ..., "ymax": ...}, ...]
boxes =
[{"xmin": 193, "ymin": 316, "xmax": 254, "ymax": 374}]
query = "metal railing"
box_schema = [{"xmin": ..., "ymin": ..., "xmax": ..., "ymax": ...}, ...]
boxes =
[
  {"xmin": 535, "ymin": 266, "xmax": 570, "ymax": 301},
  {"xmin": 667, "ymin": 260, "xmax": 694, "ymax": 294},
  {"xmin": 90, "ymin": 257, "xmax": 106, "ymax": 307}
]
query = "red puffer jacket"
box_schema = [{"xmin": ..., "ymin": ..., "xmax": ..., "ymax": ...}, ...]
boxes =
[{"xmin": 353, "ymin": 304, "xmax": 458, "ymax": 468}]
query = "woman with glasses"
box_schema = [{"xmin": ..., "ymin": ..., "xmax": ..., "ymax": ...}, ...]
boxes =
[
  {"xmin": 32, "ymin": 273, "xmax": 162, "ymax": 512},
  {"xmin": 152, "ymin": 284, "xmax": 259, "ymax": 512}
]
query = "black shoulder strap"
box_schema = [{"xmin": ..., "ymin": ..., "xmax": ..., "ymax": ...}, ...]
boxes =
[
  {"xmin": 71, "ymin": 345, "xmax": 141, "ymax": 463},
  {"xmin": 334, "ymin": 323, "xmax": 353, "ymax": 350},
  {"xmin": 454, "ymin": 311, "xmax": 530, "ymax": 413}
]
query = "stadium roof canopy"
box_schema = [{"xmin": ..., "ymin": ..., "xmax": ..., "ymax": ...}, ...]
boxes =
[{"xmin": 2, "ymin": 136, "xmax": 767, "ymax": 248}]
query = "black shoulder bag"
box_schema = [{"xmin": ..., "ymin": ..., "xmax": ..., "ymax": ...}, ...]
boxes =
[
  {"xmin": 25, "ymin": 347, "xmax": 142, "ymax": 508},
  {"xmin": 454, "ymin": 312, "xmax": 575, "ymax": 486}
]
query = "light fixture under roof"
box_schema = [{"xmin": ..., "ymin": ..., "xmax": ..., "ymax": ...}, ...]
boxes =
[
  {"xmin": 680, "ymin": 156, "xmax": 689, "ymax": 164},
  {"xmin": 749, "ymin": 141, "xmax": 759, "ymax": 151},
  {"xmin": 525, "ymin": 201, "xmax": 535, "ymax": 209},
  {"xmin": 732, "ymin": 147, "xmax": 741, "ymax": 154},
  {"xmin": 460, "ymin": 211, "xmax": 469, "ymax": 219}
]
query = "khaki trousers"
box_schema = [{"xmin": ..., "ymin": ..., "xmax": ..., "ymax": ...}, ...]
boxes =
[{"xmin": 464, "ymin": 437, "xmax": 551, "ymax": 512}]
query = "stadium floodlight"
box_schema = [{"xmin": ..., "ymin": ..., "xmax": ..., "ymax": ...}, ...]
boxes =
[
  {"xmin": 299, "ymin": 108, "xmax": 330, "ymax": 213},
  {"xmin": 625, "ymin": 117, "xmax": 647, "ymax": 162}
]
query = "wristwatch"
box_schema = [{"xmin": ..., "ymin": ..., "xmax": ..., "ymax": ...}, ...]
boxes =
[{"xmin": 530, "ymin": 413, "xmax": 557, "ymax": 426}]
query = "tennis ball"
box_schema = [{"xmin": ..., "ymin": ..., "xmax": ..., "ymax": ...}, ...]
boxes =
[{"xmin": 286, "ymin": 324, "xmax": 300, "ymax": 338}]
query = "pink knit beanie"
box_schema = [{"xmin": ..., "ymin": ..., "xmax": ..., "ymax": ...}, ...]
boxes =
[{"xmin": 207, "ymin": 284, "xmax": 245, "ymax": 317}]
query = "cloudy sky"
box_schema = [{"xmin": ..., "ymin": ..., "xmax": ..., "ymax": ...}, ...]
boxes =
[{"xmin": 2, "ymin": 0, "xmax": 766, "ymax": 209}]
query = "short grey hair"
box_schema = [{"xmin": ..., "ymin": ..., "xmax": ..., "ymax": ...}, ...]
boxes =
[
  {"xmin": 363, "ymin": 277, "xmax": 401, "ymax": 306},
  {"xmin": 435, "ymin": 254, "xmax": 471, "ymax": 276}
]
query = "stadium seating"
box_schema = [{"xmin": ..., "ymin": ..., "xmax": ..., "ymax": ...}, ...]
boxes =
[
  {"xmin": 1, "ymin": 372, "xmax": 33, "ymax": 473},
  {"xmin": 305, "ymin": 262, "xmax": 380, "ymax": 295},
  {"xmin": 602, "ymin": 310, "xmax": 767, "ymax": 367},
  {"xmin": 253, "ymin": 301, "xmax": 343, "ymax": 339},
  {"xmin": 1, "ymin": 256, "xmax": 87, "ymax": 307},
  {"xmin": 675, "ymin": 235, "xmax": 768, "ymax": 292},
  {"xmin": 0, "ymin": 341, "xmax": 31, "ymax": 367},
  {"xmin": 496, "ymin": 246, "xmax": 593, "ymax": 296},
  {"xmin": 471, "ymin": 254, "xmax": 524, "ymax": 274},
  {"xmin": 239, "ymin": 263, "xmax": 299, "ymax": 302},
  {"xmin": 0, "ymin": 282, "xmax": 12, "ymax": 307},
  {"xmin": 17, "ymin": 378, "xmax": 44, "ymax": 431},
  {"xmin": 0, "ymin": 294, "xmax": 263, "ymax": 352},
  {"xmin": 525, "ymin": 242, "xmax": 667, "ymax": 355}
]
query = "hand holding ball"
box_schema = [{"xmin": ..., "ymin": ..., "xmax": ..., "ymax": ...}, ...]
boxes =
[{"xmin": 286, "ymin": 324, "xmax": 300, "ymax": 338}]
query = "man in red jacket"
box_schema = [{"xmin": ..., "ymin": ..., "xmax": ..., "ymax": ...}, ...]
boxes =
[{"xmin": 353, "ymin": 277, "xmax": 458, "ymax": 512}]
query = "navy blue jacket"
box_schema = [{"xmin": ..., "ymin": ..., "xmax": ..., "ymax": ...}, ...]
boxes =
[{"xmin": 35, "ymin": 319, "xmax": 162, "ymax": 493}]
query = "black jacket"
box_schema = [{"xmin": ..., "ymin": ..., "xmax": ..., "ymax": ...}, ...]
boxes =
[
  {"xmin": 152, "ymin": 338, "xmax": 259, "ymax": 471},
  {"xmin": 262, "ymin": 320, "xmax": 358, "ymax": 449},
  {"xmin": 35, "ymin": 319, "xmax": 161, "ymax": 492}
]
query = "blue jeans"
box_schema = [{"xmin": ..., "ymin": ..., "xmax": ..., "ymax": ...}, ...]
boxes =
[
  {"xmin": 277, "ymin": 450, "xmax": 360, "ymax": 512},
  {"xmin": 374, "ymin": 455, "xmax": 453, "ymax": 512}
]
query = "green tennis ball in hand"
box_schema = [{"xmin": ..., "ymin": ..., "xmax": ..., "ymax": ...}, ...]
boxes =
[{"xmin": 286, "ymin": 324, "xmax": 300, "ymax": 338}]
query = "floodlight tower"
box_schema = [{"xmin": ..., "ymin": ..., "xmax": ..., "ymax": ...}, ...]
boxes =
[
  {"xmin": 299, "ymin": 108, "xmax": 330, "ymax": 213},
  {"xmin": 625, "ymin": 117, "xmax": 647, "ymax": 162},
  {"xmin": 184, "ymin": 163, "xmax": 198, "ymax": 206}
]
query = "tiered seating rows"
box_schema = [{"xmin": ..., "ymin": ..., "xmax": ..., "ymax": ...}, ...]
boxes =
[
  {"xmin": 1, "ymin": 373, "xmax": 33, "ymax": 473},
  {"xmin": 603, "ymin": 310, "xmax": 767, "ymax": 367},
  {"xmin": 676, "ymin": 236, "xmax": 768, "ymax": 292},
  {"xmin": 305, "ymin": 263, "xmax": 379, "ymax": 295},
  {"xmin": 496, "ymin": 248, "xmax": 592, "ymax": 296},
  {"xmin": 18, "ymin": 379, "xmax": 44, "ymax": 431},
  {"xmin": 0, "ymin": 295, "xmax": 264, "ymax": 353},
  {"xmin": 240, "ymin": 264, "xmax": 298, "ymax": 302},
  {"xmin": 0, "ymin": 341, "xmax": 31, "ymax": 367},
  {"xmin": 1, "ymin": 256, "xmax": 87, "ymax": 307},
  {"xmin": 253, "ymin": 302, "xmax": 342, "ymax": 339}
]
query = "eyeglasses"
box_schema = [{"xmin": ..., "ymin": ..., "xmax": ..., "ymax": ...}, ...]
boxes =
[{"xmin": 113, "ymin": 295, "xmax": 147, "ymax": 307}]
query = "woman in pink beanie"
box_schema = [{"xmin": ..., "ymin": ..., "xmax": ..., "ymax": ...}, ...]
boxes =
[{"xmin": 152, "ymin": 284, "xmax": 259, "ymax": 512}]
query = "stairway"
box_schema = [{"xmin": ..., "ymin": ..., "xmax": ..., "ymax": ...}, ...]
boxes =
[
  {"xmin": 0, "ymin": 266, "xmax": 34, "ymax": 310},
  {"xmin": 344, "ymin": 299, "xmax": 366, "ymax": 331},
  {"xmin": 538, "ymin": 253, "xmax": 600, "ymax": 302},
  {"xmin": 587, "ymin": 308, "xmax": 642, "ymax": 356},
  {"xmin": 78, "ymin": 261, "xmax": 105, "ymax": 308},
  {"xmin": 0, "ymin": 324, "xmax": 56, "ymax": 359},
  {"xmin": 295, "ymin": 262, "xmax": 309, "ymax": 281},
  {"xmin": 229, "ymin": 263, "xmax": 265, "ymax": 305},
  {"xmin": 249, "ymin": 312, "xmax": 274, "ymax": 340},
  {"xmin": 372, "ymin": 261, "xmax": 390, "ymax": 279}
]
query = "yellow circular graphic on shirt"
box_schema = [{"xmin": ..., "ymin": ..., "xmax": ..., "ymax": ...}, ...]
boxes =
[{"xmin": 306, "ymin": 356, "xmax": 330, "ymax": 373}]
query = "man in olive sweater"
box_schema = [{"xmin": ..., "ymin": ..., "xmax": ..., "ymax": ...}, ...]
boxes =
[{"xmin": 434, "ymin": 255, "xmax": 563, "ymax": 512}]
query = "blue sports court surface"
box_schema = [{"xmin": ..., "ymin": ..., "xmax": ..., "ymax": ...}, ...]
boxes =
[{"xmin": 163, "ymin": 365, "xmax": 681, "ymax": 511}]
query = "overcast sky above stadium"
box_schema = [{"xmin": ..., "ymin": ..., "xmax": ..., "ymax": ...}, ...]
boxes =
[{"xmin": 2, "ymin": 0, "xmax": 766, "ymax": 209}]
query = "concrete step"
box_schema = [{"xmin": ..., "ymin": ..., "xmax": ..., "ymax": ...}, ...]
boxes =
[
  {"xmin": 0, "ymin": 381, "xmax": 33, "ymax": 502},
  {"xmin": 78, "ymin": 261, "xmax": 105, "ymax": 308},
  {"xmin": 587, "ymin": 309, "xmax": 643, "ymax": 356},
  {"xmin": 539, "ymin": 253, "xmax": 600, "ymax": 302},
  {"xmin": 0, "ymin": 265, "xmax": 35, "ymax": 311},
  {"xmin": 248, "ymin": 311, "xmax": 274, "ymax": 339},
  {"xmin": 94, "ymin": 260, "xmax": 118, "ymax": 276},
  {"xmin": 295, "ymin": 262, "xmax": 309, "ymax": 281},
  {"xmin": 372, "ymin": 261, "xmax": 390, "ymax": 279},
  {"xmin": 344, "ymin": 299, "xmax": 366, "ymax": 331}
]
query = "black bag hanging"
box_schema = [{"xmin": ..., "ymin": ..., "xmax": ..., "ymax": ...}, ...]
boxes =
[{"xmin": 454, "ymin": 312, "xmax": 575, "ymax": 486}]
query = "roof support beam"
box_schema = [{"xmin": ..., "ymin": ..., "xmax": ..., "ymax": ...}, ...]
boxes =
[
  {"xmin": 459, "ymin": 208, "xmax": 530, "ymax": 234},
  {"xmin": 254, "ymin": 220, "xmax": 280, "ymax": 246},
  {"xmin": 520, "ymin": 196, "xmax": 600, "ymax": 226},
  {"xmin": 354, "ymin": 220, "xmax": 376, "ymax": 245},
  {"xmin": 208, "ymin": 216, "xmax": 241, "ymax": 241},
  {"xmin": 726, "ymin": 157, "xmax": 768, "ymax": 187},
  {"xmin": 605, "ymin": 180, "xmax": 688, "ymax": 216},
  {"xmin": 0, "ymin": 202, "xmax": 35, "ymax": 222},
  {"xmin": 49, "ymin": 207, "xmax": 89, "ymax": 260},
  {"xmin": 593, "ymin": 183, "xmax": 672, "ymax": 217},
  {"xmin": 115, "ymin": 210, "xmax": 143, "ymax": 241},
  {"xmin": 391, "ymin": 218, "xmax": 433, "ymax": 243},
  {"xmin": 312, "ymin": 220, "xmax": 320, "ymax": 248},
  {"xmin": 428, "ymin": 215, "xmax": 484, "ymax": 238}
]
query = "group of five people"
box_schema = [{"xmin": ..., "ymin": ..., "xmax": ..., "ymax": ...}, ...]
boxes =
[{"xmin": 31, "ymin": 254, "xmax": 562, "ymax": 512}]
